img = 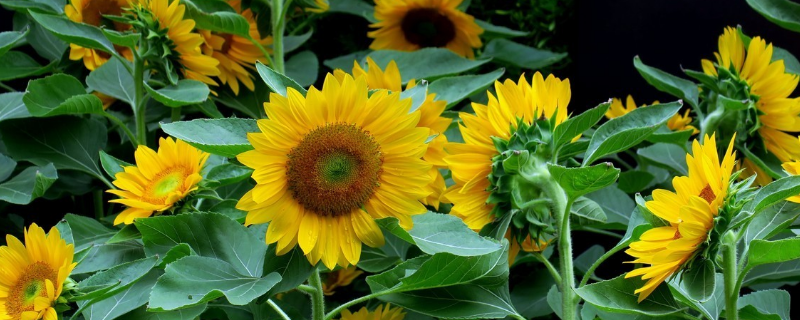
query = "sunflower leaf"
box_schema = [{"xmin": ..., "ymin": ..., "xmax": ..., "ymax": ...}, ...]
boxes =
[
  {"xmin": 553, "ymin": 101, "xmax": 609, "ymax": 148},
  {"xmin": 328, "ymin": 0, "xmax": 377, "ymax": 22},
  {"xmin": 376, "ymin": 212, "xmax": 502, "ymax": 257},
  {"xmin": 0, "ymin": 92, "xmax": 30, "ymax": 122},
  {"xmin": 160, "ymin": 118, "xmax": 257, "ymax": 158},
  {"xmin": 428, "ymin": 68, "xmax": 505, "ymax": 110},
  {"xmin": 678, "ymin": 258, "xmax": 716, "ymax": 302},
  {"xmin": 285, "ymin": 50, "xmax": 319, "ymax": 87},
  {"xmin": 182, "ymin": 0, "xmax": 250, "ymax": 37},
  {"xmin": 575, "ymin": 275, "xmax": 682, "ymax": 316},
  {"xmin": 747, "ymin": 237, "xmax": 800, "ymax": 269},
  {"xmin": 23, "ymin": 73, "xmax": 105, "ymax": 117},
  {"xmin": 28, "ymin": 10, "xmax": 116, "ymax": 55},
  {"xmin": 256, "ymin": 61, "xmax": 307, "ymax": 96},
  {"xmin": 87, "ymin": 57, "xmax": 135, "ymax": 105},
  {"xmin": 744, "ymin": 175, "xmax": 800, "ymax": 214},
  {"xmin": 77, "ymin": 271, "xmax": 161, "ymax": 320},
  {"xmin": 669, "ymin": 273, "xmax": 725, "ymax": 320},
  {"xmin": 74, "ymin": 256, "xmax": 158, "ymax": 302},
  {"xmin": 747, "ymin": 0, "xmax": 800, "ymax": 33},
  {"xmin": 366, "ymin": 48, "xmax": 491, "ymax": 83},
  {"xmin": 145, "ymin": 80, "xmax": 210, "ymax": 108},
  {"xmin": 634, "ymin": 56, "xmax": 700, "ymax": 108},
  {"xmin": 99, "ymin": 150, "xmax": 132, "ymax": 179},
  {"xmin": 548, "ymin": 162, "xmax": 620, "ymax": 200},
  {"xmin": 0, "ymin": 51, "xmax": 56, "ymax": 81},
  {"xmin": 0, "ymin": 162, "xmax": 57, "ymax": 205},
  {"xmin": 481, "ymin": 38, "xmax": 567, "ymax": 70},
  {"xmin": 737, "ymin": 289, "xmax": 791, "ymax": 320},
  {"xmin": 0, "ymin": 28, "xmax": 29, "ymax": 58}
]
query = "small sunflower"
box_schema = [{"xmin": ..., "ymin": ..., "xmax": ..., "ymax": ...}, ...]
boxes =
[
  {"xmin": 65, "ymin": 0, "xmax": 133, "ymax": 70},
  {"xmin": 369, "ymin": 0, "xmax": 482, "ymax": 58},
  {"xmin": 322, "ymin": 266, "xmax": 363, "ymax": 296},
  {"xmin": 339, "ymin": 304, "xmax": 406, "ymax": 320},
  {"xmin": 702, "ymin": 27, "xmax": 800, "ymax": 173},
  {"xmin": 236, "ymin": 73, "xmax": 432, "ymax": 269},
  {"xmin": 333, "ymin": 57, "xmax": 450, "ymax": 208},
  {"xmin": 605, "ymin": 95, "xmax": 698, "ymax": 134},
  {"xmin": 626, "ymin": 134, "xmax": 736, "ymax": 302},
  {"xmin": 107, "ymin": 137, "xmax": 209, "ymax": 225},
  {"xmin": 198, "ymin": 0, "xmax": 272, "ymax": 95},
  {"xmin": 0, "ymin": 224, "xmax": 76, "ymax": 320},
  {"xmin": 139, "ymin": 0, "xmax": 220, "ymax": 85}
]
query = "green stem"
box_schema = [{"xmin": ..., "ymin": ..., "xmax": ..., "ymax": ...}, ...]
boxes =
[
  {"xmin": 324, "ymin": 292, "xmax": 386, "ymax": 320},
  {"xmin": 297, "ymin": 284, "xmax": 318, "ymax": 295},
  {"xmin": 249, "ymin": 35, "xmax": 275, "ymax": 67},
  {"xmin": 538, "ymin": 176, "xmax": 577, "ymax": 320},
  {"xmin": 103, "ymin": 112, "xmax": 137, "ymax": 146},
  {"xmin": 533, "ymin": 252, "xmax": 562, "ymax": 287},
  {"xmin": 723, "ymin": 231, "xmax": 739, "ymax": 320},
  {"xmin": 267, "ymin": 299, "xmax": 291, "ymax": 320},
  {"xmin": 580, "ymin": 227, "xmax": 623, "ymax": 239},
  {"xmin": 171, "ymin": 107, "xmax": 181, "ymax": 122},
  {"xmin": 93, "ymin": 189, "xmax": 104, "ymax": 219},
  {"xmin": 133, "ymin": 49, "xmax": 147, "ymax": 146},
  {"xmin": 271, "ymin": 0, "xmax": 286, "ymax": 73},
  {"xmin": 308, "ymin": 268, "xmax": 325, "ymax": 320},
  {"xmin": 579, "ymin": 244, "xmax": 625, "ymax": 287},
  {"xmin": 0, "ymin": 82, "xmax": 14, "ymax": 92}
]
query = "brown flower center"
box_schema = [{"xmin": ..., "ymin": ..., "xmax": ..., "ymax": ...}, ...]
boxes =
[
  {"xmin": 82, "ymin": 0, "xmax": 123, "ymax": 28},
  {"xmin": 5, "ymin": 262, "xmax": 58, "ymax": 319},
  {"xmin": 699, "ymin": 184, "xmax": 716, "ymax": 204},
  {"xmin": 286, "ymin": 123, "xmax": 383, "ymax": 216},
  {"xmin": 401, "ymin": 8, "xmax": 456, "ymax": 48}
]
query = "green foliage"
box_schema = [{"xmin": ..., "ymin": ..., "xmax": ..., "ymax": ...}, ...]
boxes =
[{"xmin": 160, "ymin": 118, "xmax": 257, "ymax": 158}]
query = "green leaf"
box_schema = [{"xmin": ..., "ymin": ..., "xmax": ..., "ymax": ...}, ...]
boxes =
[
  {"xmin": 546, "ymin": 285, "xmax": 562, "ymax": 319},
  {"xmin": 474, "ymin": 19, "xmax": 527, "ymax": 39},
  {"xmin": 646, "ymin": 127, "xmax": 694, "ymax": 146},
  {"xmin": 358, "ymin": 228, "xmax": 411, "ymax": 273},
  {"xmin": 575, "ymin": 245, "xmax": 605, "ymax": 277},
  {"xmin": 679, "ymin": 259, "xmax": 716, "ymax": 302},
  {"xmin": 634, "ymin": 56, "xmax": 699, "ymax": 108},
  {"xmin": 0, "ymin": 117, "xmax": 107, "ymax": 178},
  {"xmin": 744, "ymin": 175, "xmax": 800, "ymax": 214},
  {"xmin": 145, "ymin": 80, "xmax": 210, "ymax": 108},
  {"xmin": 427, "ymin": 68, "xmax": 504, "ymax": 109},
  {"xmin": 29, "ymin": 10, "xmax": 116, "ymax": 55},
  {"xmin": 481, "ymin": 38, "xmax": 567, "ymax": 70},
  {"xmin": 583, "ymin": 101, "xmax": 681, "ymax": 165},
  {"xmin": 0, "ymin": 163, "xmax": 57, "ymax": 205},
  {"xmin": 748, "ymin": 238, "xmax": 800, "ymax": 268},
  {"xmin": 285, "ymin": 50, "xmax": 319, "ymax": 87},
  {"xmin": 548, "ymin": 162, "xmax": 620, "ymax": 200},
  {"xmin": 160, "ymin": 118, "xmax": 257, "ymax": 158},
  {"xmin": 77, "ymin": 271, "xmax": 160, "ymax": 320},
  {"xmin": 102, "ymin": 29, "xmax": 138, "ymax": 48},
  {"xmin": 746, "ymin": 0, "xmax": 800, "ymax": 33},
  {"xmin": 23, "ymin": 74, "xmax": 105, "ymax": 117},
  {"xmin": 399, "ymin": 80, "xmax": 427, "ymax": 113},
  {"xmin": 99, "ymin": 150, "xmax": 131, "ymax": 179},
  {"xmin": 28, "ymin": 22, "xmax": 68, "ymax": 61},
  {"xmin": 376, "ymin": 212, "xmax": 502, "ymax": 257},
  {"xmin": 575, "ymin": 275, "xmax": 681, "ymax": 316},
  {"xmin": 183, "ymin": 0, "xmax": 250, "ymax": 37},
  {"xmin": 637, "ymin": 143, "xmax": 689, "ymax": 175},
  {"xmin": 772, "ymin": 45, "xmax": 800, "ymax": 75},
  {"xmin": 0, "ymin": 153, "xmax": 15, "ymax": 182},
  {"xmin": 553, "ymin": 101, "xmax": 610, "ymax": 148},
  {"xmin": 571, "ymin": 197, "xmax": 607, "ymax": 226},
  {"xmin": 75, "ymin": 256, "xmax": 157, "ymax": 302},
  {"xmin": 617, "ymin": 170, "xmax": 656, "ymax": 194},
  {"xmin": 586, "ymin": 185, "xmax": 635, "ymax": 228},
  {"xmin": 0, "ymin": 0, "xmax": 63, "ymax": 13},
  {"xmin": 367, "ymin": 48, "xmax": 491, "ymax": 83},
  {"xmin": 380, "ymin": 283, "xmax": 517, "ymax": 319},
  {"xmin": 86, "ymin": 57, "xmax": 135, "ymax": 105},
  {"xmin": 150, "ymin": 256, "xmax": 281, "ymax": 311},
  {"xmin": 56, "ymin": 214, "xmax": 116, "ymax": 252},
  {"xmin": 116, "ymin": 304, "xmax": 208, "ymax": 320},
  {"xmin": 328, "ymin": 0, "xmax": 376, "ymax": 22},
  {"xmin": 0, "ymin": 51, "xmax": 54, "ymax": 81},
  {"xmin": 737, "ymin": 290, "xmax": 791, "ymax": 320},
  {"xmin": 0, "ymin": 92, "xmax": 30, "ymax": 122},
  {"xmin": 136, "ymin": 212, "xmax": 268, "ymax": 277},
  {"xmin": 282, "ymin": 30, "xmax": 313, "ymax": 54},
  {"xmin": 669, "ymin": 273, "xmax": 725, "ymax": 320},
  {"xmin": 256, "ymin": 61, "xmax": 307, "ymax": 97},
  {"xmin": 744, "ymin": 259, "xmax": 800, "ymax": 286},
  {"xmin": 510, "ymin": 272, "xmax": 557, "ymax": 319},
  {"xmin": 203, "ymin": 163, "xmax": 252, "ymax": 187},
  {"xmin": 263, "ymin": 245, "xmax": 315, "ymax": 296},
  {"xmin": 0, "ymin": 29, "xmax": 29, "ymax": 58},
  {"xmin": 74, "ymin": 241, "xmax": 147, "ymax": 275}
]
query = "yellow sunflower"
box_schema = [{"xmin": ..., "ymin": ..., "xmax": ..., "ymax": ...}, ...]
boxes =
[
  {"xmin": 782, "ymin": 149, "xmax": 800, "ymax": 203},
  {"xmin": 107, "ymin": 137, "xmax": 209, "ymax": 225},
  {"xmin": 333, "ymin": 57, "xmax": 450, "ymax": 208},
  {"xmin": 339, "ymin": 304, "xmax": 406, "ymax": 320},
  {"xmin": 605, "ymin": 95, "xmax": 698, "ymax": 134},
  {"xmin": 369, "ymin": 0, "xmax": 482, "ymax": 58},
  {"xmin": 702, "ymin": 27, "xmax": 800, "ymax": 168},
  {"xmin": 626, "ymin": 134, "xmax": 736, "ymax": 302},
  {"xmin": 444, "ymin": 72, "xmax": 571, "ymax": 231},
  {"xmin": 66, "ymin": 0, "xmax": 133, "ymax": 70},
  {"xmin": 322, "ymin": 266, "xmax": 363, "ymax": 296},
  {"xmin": 139, "ymin": 0, "xmax": 220, "ymax": 85},
  {"xmin": 0, "ymin": 224, "xmax": 76, "ymax": 320},
  {"xmin": 236, "ymin": 73, "xmax": 432, "ymax": 269},
  {"xmin": 198, "ymin": 0, "xmax": 272, "ymax": 95}
]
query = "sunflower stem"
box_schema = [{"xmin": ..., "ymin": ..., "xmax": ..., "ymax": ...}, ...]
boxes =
[
  {"xmin": 723, "ymin": 231, "xmax": 739, "ymax": 320},
  {"xmin": 170, "ymin": 107, "xmax": 181, "ymax": 122},
  {"xmin": 579, "ymin": 243, "xmax": 625, "ymax": 287},
  {"xmin": 93, "ymin": 189, "xmax": 104, "ymax": 219},
  {"xmin": 532, "ymin": 252, "xmax": 562, "ymax": 287},
  {"xmin": 308, "ymin": 268, "xmax": 326, "ymax": 320},
  {"xmin": 267, "ymin": 299, "xmax": 291, "ymax": 320},
  {"xmin": 133, "ymin": 37, "xmax": 148, "ymax": 146},
  {"xmin": 103, "ymin": 111, "xmax": 137, "ymax": 148},
  {"xmin": 271, "ymin": 0, "xmax": 286, "ymax": 74}
]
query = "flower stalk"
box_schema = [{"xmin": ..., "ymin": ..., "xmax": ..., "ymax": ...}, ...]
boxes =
[
  {"xmin": 308, "ymin": 268, "xmax": 326, "ymax": 320},
  {"xmin": 133, "ymin": 34, "xmax": 148, "ymax": 146},
  {"xmin": 271, "ymin": 0, "xmax": 289, "ymax": 73},
  {"xmin": 723, "ymin": 230, "xmax": 739, "ymax": 320}
]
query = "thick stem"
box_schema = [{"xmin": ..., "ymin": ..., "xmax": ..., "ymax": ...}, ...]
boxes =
[
  {"xmin": 271, "ymin": 0, "xmax": 286, "ymax": 73},
  {"xmin": 133, "ymin": 52, "xmax": 147, "ymax": 146},
  {"xmin": 723, "ymin": 231, "xmax": 739, "ymax": 320},
  {"xmin": 539, "ymin": 176, "xmax": 576, "ymax": 320},
  {"xmin": 171, "ymin": 107, "xmax": 181, "ymax": 122},
  {"xmin": 308, "ymin": 268, "xmax": 325, "ymax": 320}
]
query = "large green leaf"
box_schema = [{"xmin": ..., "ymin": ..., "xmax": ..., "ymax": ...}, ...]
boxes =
[
  {"xmin": 481, "ymin": 38, "xmax": 567, "ymax": 70},
  {"xmin": 328, "ymin": 0, "xmax": 376, "ymax": 22},
  {"xmin": 56, "ymin": 214, "xmax": 117, "ymax": 252},
  {"xmin": 29, "ymin": 10, "xmax": 116, "ymax": 54},
  {"xmin": 474, "ymin": 19, "xmax": 528, "ymax": 39},
  {"xmin": 583, "ymin": 101, "xmax": 681, "ymax": 165},
  {"xmin": 55, "ymin": 215, "xmax": 146, "ymax": 275},
  {"xmin": 86, "ymin": 57, "xmax": 135, "ymax": 105},
  {"xmin": 0, "ymin": 117, "xmax": 107, "ymax": 179},
  {"xmin": 145, "ymin": 80, "xmax": 210, "ymax": 108},
  {"xmin": 183, "ymin": 0, "xmax": 250, "ymax": 37},
  {"xmin": 634, "ymin": 56, "xmax": 699, "ymax": 108},
  {"xmin": 263, "ymin": 245, "xmax": 315, "ymax": 296},
  {"xmin": 77, "ymin": 271, "xmax": 160, "ymax": 320},
  {"xmin": 366, "ymin": 48, "xmax": 491, "ymax": 83},
  {"xmin": 571, "ymin": 196, "xmax": 607, "ymax": 226},
  {"xmin": 137, "ymin": 212, "xmax": 267, "ymax": 277},
  {"xmin": 0, "ymin": 51, "xmax": 54, "ymax": 81},
  {"xmin": 553, "ymin": 102, "xmax": 610, "ymax": 148},
  {"xmin": 510, "ymin": 272, "xmax": 556, "ymax": 319},
  {"xmin": 150, "ymin": 256, "xmax": 281, "ymax": 311},
  {"xmin": 737, "ymin": 290, "xmax": 791, "ymax": 320},
  {"xmin": 160, "ymin": 118, "xmax": 257, "ymax": 158},
  {"xmin": 0, "ymin": 153, "xmax": 14, "ymax": 182},
  {"xmin": 0, "ymin": 92, "xmax": 30, "ymax": 122},
  {"xmin": 99, "ymin": 150, "xmax": 131, "ymax": 179},
  {"xmin": 748, "ymin": 237, "xmax": 800, "ymax": 268},
  {"xmin": 285, "ymin": 50, "xmax": 319, "ymax": 87},
  {"xmin": 745, "ymin": 259, "xmax": 800, "ymax": 286},
  {"xmin": 637, "ymin": 143, "xmax": 689, "ymax": 175},
  {"xmin": 23, "ymin": 73, "xmax": 105, "ymax": 117},
  {"xmin": 376, "ymin": 212, "xmax": 502, "ymax": 257},
  {"xmin": 678, "ymin": 259, "xmax": 716, "ymax": 302},
  {"xmin": 0, "ymin": 163, "xmax": 57, "ymax": 205},
  {"xmin": 427, "ymin": 68, "xmax": 504, "ymax": 109},
  {"xmin": 744, "ymin": 176, "xmax": 800, "ymax": 214},
  {"xmin": 28, "ymin": 22, "xmax": 68, "ymax": 61},
  {"xmin": 116, "ymin": 304, "xmax": 208, "ymax": 320},
  {"xmin": 358, "ymin": 228, "xmax": 411, "ymax": 273},
  {"xmin": 256, "ymin": 61, "xmax": 307, "ymax": 96},
  {"xmin": 575, "ymin": 275, "xmax": 681, "ymax": 316},
  {"xmin": 0, "ymin": 29, "xmax": 28, "ymax": 58},
  {"xmin": 585, "ymin": 184, "xmax": 635, "ymax": 228},
  {"xmin": 669, "ymin": 274, "xmax": 725, "ymax": 320},
  {"xmin": 747, "ymin": 0, "xmax": 800, "ymax": 33},
  {"xmin": 75, "ymin": 256, "xmax": 158, "ymax": 303},
  {"xmin": 548, "ymin": 162, "xmax": 620, "ymax": 200}
]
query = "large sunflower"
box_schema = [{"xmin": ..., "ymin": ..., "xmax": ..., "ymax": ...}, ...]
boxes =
[
  {"xmin": 369, "ymin": 0, "xmax": 482, "ymax": 58},
  {"xmin": 198, "ymin": 0, "xmax": 272, "ymax": 95},
  {"xmin": 140, "ymin": 0, "xmax": 220, "ymax": 85},
  {"xmin": 236, "ymin": 73, "xmax": 432, "ymax": 269},
  {"xmin": 0, "ymin": 224, "xmax": 76, "ymax": 320},
  {"xmin": 626, "ymin": 134, "xmax": 736, "ymax": 301},
  {"xmin": 605, "ymin": 95, "xmax": 698, "ymax": 134},
  {"xmin": 66, "ymin": 0, "xmax": 132, "ymax": 70},
  {"xmin": 339, "ymin": 304, "xmax": 405, "ymax": 320},
  {"xmin": 107, "ymin": 137, "xmax": 209, "ymax": 225},
  {"xmin": 701, "ymin": 27, "xmax": 800, "ymax": 173},
  {"xmin": 333, "ymin": 57, "xmax": 450, "ymax": 208}
]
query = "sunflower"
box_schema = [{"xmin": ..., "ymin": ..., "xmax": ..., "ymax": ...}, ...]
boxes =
[
  {"xmin": 333, "ymin": 57, "xmax": 450, "ymax": 208},
  {"xmin": 782, "ymin": 150, "xmax": 800, "ymax": 203},
  {"xmin": 139, "ymin": 0, "xmax": 220, "ymax": 85},
  {"xmin": 605, "ymin": 95, "xmax": 698, "ymax": 134},
  {"xmin": 339, "ymin": 304, "xmax": 405, "ymax": 320},
  {"xmin": 444, "ymin": 72, "xmax": 571, "ymax": 231},
  {"xmin": 236, "ymin": 73, "xmax": 432, "ymax": 269},
  {"xmin": 0, "ymin": 224, "xmax": 76, "ymax": 320},
  {"xmin": 626, "ymin": 134, "xmax": 736, "ymax": 302},
  {"xmin": 198, "ymin": 0, "xmax": 272, "ymax": 95},
  {"xmin": 369, "ymin": 0, "xmax": 482, "ymax": 58},
  {"xmin": 702, "ymin": 27, "xmax": 800, "ymax": 167},
  {"xmin": 508, "ymin": 232, "xmax": 551, "ymax": 264},
  {"xmin": 322, "ymin": 266, "xmax": 363, "ymax": 296},
  {"xmin": 65, "ymin": 0, "xmax": 133, "ymax": 70},
  {"xmin": 107, "ymin": 137, "xmax": 209, "ymax": 225}
]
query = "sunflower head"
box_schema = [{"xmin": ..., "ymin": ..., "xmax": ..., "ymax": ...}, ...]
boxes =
[
  {"xmin": 107, "ymin": 137, "xmax": 209, "ymax": 225},
  {"xmin": 339, "ymin": 304, "xmax": 406, "ymax": 320},
  {"xmin": 237, "ymin": 73, "xmax": 432, "ymax": 269},
  {"xmin": 66, "ymin": 0, "xmax": 132, "ymax": 70},
  {"xmin": 0, "ymin": 224, "xmax": 76, "ymax": 320},
  {"xmin": 368, "ymin": 0, "xmax": 483, "ymax": 58},
  {"xmin": 626, "ymin": 134, "xmax": 737, "ymax": 301}
]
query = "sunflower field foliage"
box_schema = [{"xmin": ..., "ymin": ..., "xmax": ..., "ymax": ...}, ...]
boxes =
[{"xmin": 3, "ymin": 0, "xmax": 800, "ymax": 319}]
